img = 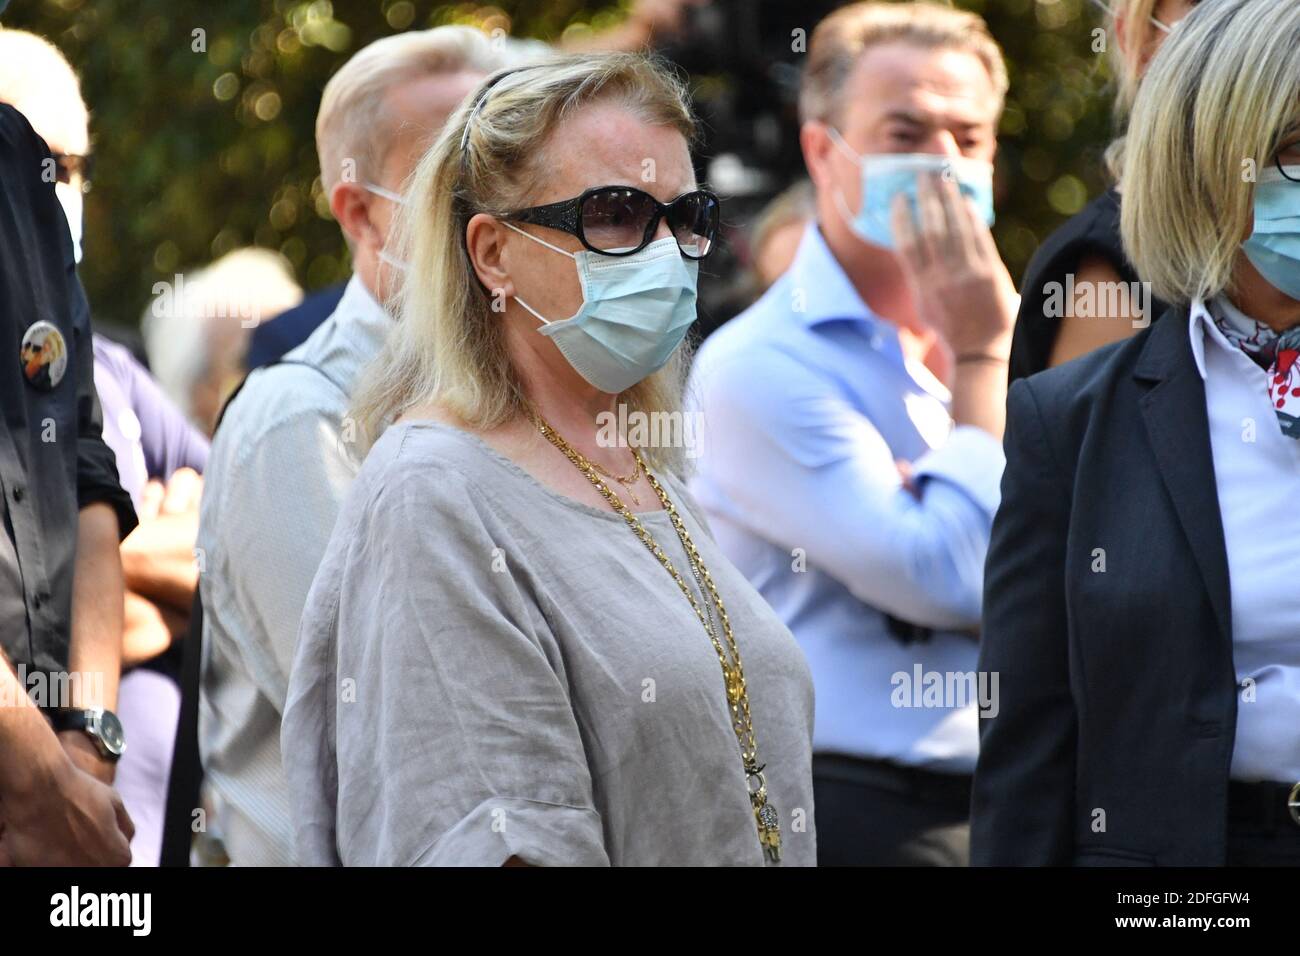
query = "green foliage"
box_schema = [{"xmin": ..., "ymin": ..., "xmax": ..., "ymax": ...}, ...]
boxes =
[{"xmin": 6, "ymin": 0, "xmax": 1120, "ymax": 329}]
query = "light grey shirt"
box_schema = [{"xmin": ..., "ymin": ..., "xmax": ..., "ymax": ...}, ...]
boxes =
[
  {"xmin": 197, "ymin": 276, "xmax": 389, "ymax": 866},
  {"xmin": 282, "ymin": 421, "xmax": 818, "ymax": 866}
]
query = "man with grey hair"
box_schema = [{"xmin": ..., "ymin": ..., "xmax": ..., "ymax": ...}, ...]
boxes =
[{"xmin": 196, "ymin": 25, "xmax": 510, "ymax": 866}]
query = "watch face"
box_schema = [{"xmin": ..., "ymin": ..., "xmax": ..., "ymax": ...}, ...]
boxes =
[{"xmin": 97, "ymin": 709, "xmax": 126, "ymax": 756}]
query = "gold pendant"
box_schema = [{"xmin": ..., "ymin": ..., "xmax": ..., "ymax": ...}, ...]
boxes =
[
  {"xmin": 617, "ymin": 480, "xmax": 641, "ymax": 507},
  {"xmin": 755, "ymin": 801, "xmax": 782, "ymax": 863}
]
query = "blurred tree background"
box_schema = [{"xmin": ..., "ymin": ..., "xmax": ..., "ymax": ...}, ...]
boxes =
[{"xmin": 5, "ymin": 0, "xmax": 1119, "ymax": 334}]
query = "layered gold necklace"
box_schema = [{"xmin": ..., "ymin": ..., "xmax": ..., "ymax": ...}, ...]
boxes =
[{"xmin": 529, "ymin": 407, "xmax": 782, "ymax": 863}]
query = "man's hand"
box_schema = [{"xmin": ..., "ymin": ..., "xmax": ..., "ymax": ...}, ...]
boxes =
[
  {"xmin": 891, "ymin": 171, "xmax": 1016, "ymax": 439},
  {"xmin": 123, "ymin": 589, "xmax": 187, "ymax": 669},
  {"xmin": 0, "ymin": 752, "xmax": 133, "ymax": 866},
  {"xmin": 892, "ymin": 171, "xmax": 1018, "ymax": 360},
  {"xmin": 121, "ymin": 468, "xmax": 202, "ymax": 612}
]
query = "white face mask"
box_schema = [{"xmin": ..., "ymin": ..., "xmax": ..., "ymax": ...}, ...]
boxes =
[
  {"xmin": 361, "ymin": 181, "xmax": 408, "ymax": 272},
  {"xmin": 55, "ymin": 181, "xmax": 83, "ymax": 263}
]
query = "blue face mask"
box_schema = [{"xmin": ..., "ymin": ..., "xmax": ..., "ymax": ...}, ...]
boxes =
[
  {"xmin": 1242, "ymin": 166, "xmax": 1300, "ymax": 302},
  {"xmin": 505, "ymin": 224, "xmax": 699, "ymax": 394},
  {"xmin": 828, "ymin": 127, "xmax": 995, "ymax": 250}
]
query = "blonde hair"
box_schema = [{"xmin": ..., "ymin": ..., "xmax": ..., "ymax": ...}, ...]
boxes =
[
  {"xmin": 0, "ymin": 28, "xmax": 89, "ymax": 153},
  {"xmin": 351, "ymin": 53, "xmax": 698, "ymax": 473},
  {"xmin": 1121, "ymin": 0, "xmax": 1300, "ymax": 306},
  {"xmin": 316, "ymin": 25, "xmax": 506, "ymax": 193},
  {"xmin": 798, "ymin": 1, "xmax": 1008, "ymax": 126}
]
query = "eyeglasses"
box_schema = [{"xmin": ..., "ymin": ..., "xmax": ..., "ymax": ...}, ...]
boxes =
[
  {"xmin": 1276, "ymin": 152, "xmax": 1300, "ymax": 183},
  {"xmin": 503, "ymin": 185, "xmax": 720, "ymax": 259}
]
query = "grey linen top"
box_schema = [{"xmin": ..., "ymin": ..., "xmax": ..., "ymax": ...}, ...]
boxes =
[{"xmin": 282, "ymin": 420, "xmax": 817, "ymax": 866}]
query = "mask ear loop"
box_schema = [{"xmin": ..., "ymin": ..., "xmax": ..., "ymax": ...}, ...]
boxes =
[
  {"xmin": 826, "ymin": 125, "xmax": 862, "ymax": 165},
  {"xmin": 362, "ymin": 182, "xmax": 405, "ymax": 204},
  {"xmin": 824, "ymin": 126, "xmax": 873, "ymax": 236},
  {"xmin": 502, "ymin": 221, "xmax": 578, "ymax": 259},
  {"xmin": 1085, "ymin": 0, "xmax": 1172, "ymax": 33},
  {"xmin": 501, "ymin": 222, "xmax": 580, "ymax": 327}
]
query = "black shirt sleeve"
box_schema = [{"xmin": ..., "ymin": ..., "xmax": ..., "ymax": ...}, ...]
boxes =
[{"xmin": 67, "ymin": 241, "xmax": 137, "ymax": 540}]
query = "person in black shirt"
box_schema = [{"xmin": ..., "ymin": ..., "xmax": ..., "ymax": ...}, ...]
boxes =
[
  {"xmin": 0, "ymin": 101, "xmax": 137, "ymax": 865},
  {"xmin": 1009, "ymin": 0, "xmax": 1199, "ymax": 380}
]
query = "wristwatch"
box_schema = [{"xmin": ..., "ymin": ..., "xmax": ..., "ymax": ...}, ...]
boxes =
[{"xmin": 48, "ymin": 707, "xmax": 126, "ymax": 762}]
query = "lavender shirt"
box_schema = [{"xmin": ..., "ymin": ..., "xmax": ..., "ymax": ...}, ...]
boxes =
[{"xmin": 92, "ymin": 335, "xmax": 208, "ymax": 506}]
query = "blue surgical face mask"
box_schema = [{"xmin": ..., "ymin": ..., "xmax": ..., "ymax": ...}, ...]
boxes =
[
  {"xmin": 1242, "ymin": 165, "xmax": 1300, "ymax": 302},
  {"xmin": 504, "ymin": 224, "xmax": 699, "ymax": 394},
  {"xmin": 827, "ymin": 127, "xmax": 995, "ymax": 250}
]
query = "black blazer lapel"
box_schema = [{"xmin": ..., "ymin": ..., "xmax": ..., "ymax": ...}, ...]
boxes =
[{"xmin": 1133, "ymin": 307, "xmax": 1233, "ymax": 644}]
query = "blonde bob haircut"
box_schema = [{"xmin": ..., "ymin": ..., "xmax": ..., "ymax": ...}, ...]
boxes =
[
  {"xmin": 1121, "ymin": 0, "xmax": 1300, "ymax": 306},
  {"xmin": 351, "ymin": 53, "xmax": 697, "ymax": 473}
]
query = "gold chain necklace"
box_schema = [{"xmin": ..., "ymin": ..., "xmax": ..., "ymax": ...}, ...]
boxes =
[
  {"xmin": 529, "ymin": 408, "xmax": 782, "ymax": 862},
  {"xmin": 588, "ymin": 455, "xmax": 643, "ymax": 506}
]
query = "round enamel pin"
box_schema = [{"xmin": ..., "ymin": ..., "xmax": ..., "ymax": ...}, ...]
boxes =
[{"xmin": 20, "ymin": 320, "xmax": 67, "ymax": 391}]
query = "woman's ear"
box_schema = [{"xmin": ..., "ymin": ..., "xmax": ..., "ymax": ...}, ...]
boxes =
[{"xmin": 465, "ymin": 213, "xmax": 515, "ymax": 301}]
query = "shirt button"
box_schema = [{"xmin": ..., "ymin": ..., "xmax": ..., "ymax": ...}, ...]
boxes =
[{"xmin": 11, "ymin": 485, "xmax": 23, "ymax": 503}]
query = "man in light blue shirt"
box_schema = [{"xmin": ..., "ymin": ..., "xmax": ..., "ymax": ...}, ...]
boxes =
[{"xmin": 689, "ymin": 1, "xmax": 1019, "ymax": 865}]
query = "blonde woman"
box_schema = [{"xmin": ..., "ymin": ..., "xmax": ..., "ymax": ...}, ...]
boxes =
[
  {"xmin": 1008, "ymin": 0, "xmax": 1200, "ymax": 379},
  {"xmin": 280, "ymin": 53, "xmax": 816, "ymax": 866},
  {"xmin": 973, "ymin": 0, "xmax": 1300, "ymax": 866}
]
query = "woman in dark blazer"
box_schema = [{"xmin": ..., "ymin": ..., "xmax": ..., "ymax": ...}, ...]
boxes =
[{"xmin": 973, "ymin": 0, "xmax": 1300, "ymax": 867}]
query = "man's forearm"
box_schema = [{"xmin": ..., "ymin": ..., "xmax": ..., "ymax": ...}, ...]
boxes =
[
  {"xmin": 0, "ymin": 652, "xmax": 68, "ymax": 801},
  {"xmin": 68, "ymin": 503, "xmax": 124, "ymax": 711},
  {"xmin": 121, "ymin": 528, "xmax": 198, "ymax": 611}
]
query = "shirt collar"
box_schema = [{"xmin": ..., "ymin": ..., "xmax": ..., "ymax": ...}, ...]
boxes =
[
  {"xmin": 1188, "ymin": 298, "xmax": 1212, "ymax": 380},
  {"xmin": 784, "ymin": 222, "xmax": 878, "ymax": 329},
  {"xmin": 1189, "ymin": 295, "xmax": 1266, "ymax": 380}
]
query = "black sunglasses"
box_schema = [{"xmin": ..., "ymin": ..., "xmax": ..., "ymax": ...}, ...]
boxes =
[{"xmin": 503, "ymin": 185, "xmax": 720, "ymax": 259}]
